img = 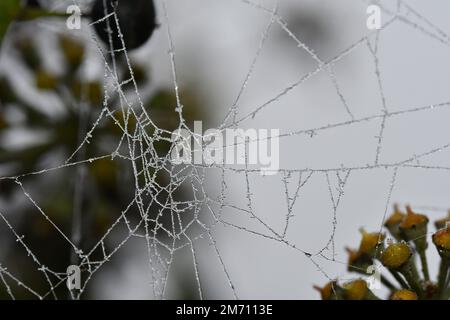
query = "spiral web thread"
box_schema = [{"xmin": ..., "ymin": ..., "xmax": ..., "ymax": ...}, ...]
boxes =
[{"xmin": 1, "ymin": 0, "xmax": 450, "ymax": 299}]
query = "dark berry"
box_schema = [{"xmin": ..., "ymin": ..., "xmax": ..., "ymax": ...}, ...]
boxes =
[{"xmin": 91, "ymin": 0, "xmax": 156, "ymax": 51}]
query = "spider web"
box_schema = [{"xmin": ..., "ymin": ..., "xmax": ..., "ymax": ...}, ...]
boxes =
[{"xmin": 1, "ymin": 0, "xmax": 450, "ymax": 299}]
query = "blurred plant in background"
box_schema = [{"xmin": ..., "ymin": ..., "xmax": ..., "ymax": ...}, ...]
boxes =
[
  {"xmin": 0, "ymin": 0, "xmax": 206, "ymax": 299},
  {"xmin": 315, "ymin": 207, "xmax": 450, "ymax": 300}
]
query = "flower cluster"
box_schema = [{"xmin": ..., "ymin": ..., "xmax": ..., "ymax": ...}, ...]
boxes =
[{"xmin": 315, "ymin": 206, "xmax": 450, "ymax": 300}]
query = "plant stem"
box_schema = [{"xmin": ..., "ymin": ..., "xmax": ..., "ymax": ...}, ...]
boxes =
[
  {"xmin": 389, "ymin": 270, "xmax": 409, "ymax": 289},
  {"xmin": 437, "ymin": 259, "xmax": 448, "ymax": 298},
  {"xmin": 380, "ymin": 275, "xmax": 397, "ymax": 292},
  {"xmin": 418, "ymin": 250, "xmax": 430, "ymax": 282},
  {"xmin": 402, "ymin": 267, "xmax": 424, "ymax": 298}
]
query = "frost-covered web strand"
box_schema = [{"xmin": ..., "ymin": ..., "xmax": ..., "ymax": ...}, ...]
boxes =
[{"xmin": 1, "ymin": 0, "xmax": 450, "ymax": 300}]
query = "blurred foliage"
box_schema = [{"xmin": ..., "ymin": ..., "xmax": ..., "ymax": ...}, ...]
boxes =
[
  {"xmin": 0, "ymin": 0, "xmax": 21, "ymax": 43},
  {"xmin": 0, "ymin": 0, "xmax": 68, "ymax": 45},
  {"xmin": 0, "ymin": 5, "xmax": 205, "ymax": 299}
]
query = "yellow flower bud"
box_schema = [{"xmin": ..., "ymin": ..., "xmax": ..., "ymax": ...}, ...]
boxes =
[
  {"xmin": 400, "ymin": 206, "xmax": 428, "ymax": 230},
  {"xmin": 384, "ymin": 205, "xmax": 405, "ymax": 240},
  {"xmin": 381, "ymin": 242, "xmax": 412, "ymax": 269},
  {"xmin": 399, "ymin": 206, "xmax": 429, "ymax": 253},
  {"xmin": 358, "ymin": 228, "xmax": 384, "ymax": 257},
  {"xmin": 390, "ymin": 289, "xmax": 418, "ymax": 300},
  {"xmin": 343, "ymin": 279, "xmax": 368, "ymax": 300},
  {"xmin": 313, "ymin": 281, "xmax": 342, "ymax": 300},
  {"xmin": 432, "ymin": 225, "xmax": 450, "ymax": 259}
]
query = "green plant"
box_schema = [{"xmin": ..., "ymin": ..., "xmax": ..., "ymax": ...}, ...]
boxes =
[{"xmin": 315, "ymin": 207, "xmax": 450, "ymax": 300}]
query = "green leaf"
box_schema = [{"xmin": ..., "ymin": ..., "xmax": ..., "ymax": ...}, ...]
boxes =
[{"xmin": 0, "ymin": 0, "xmax": 22, "ymax": 45}]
